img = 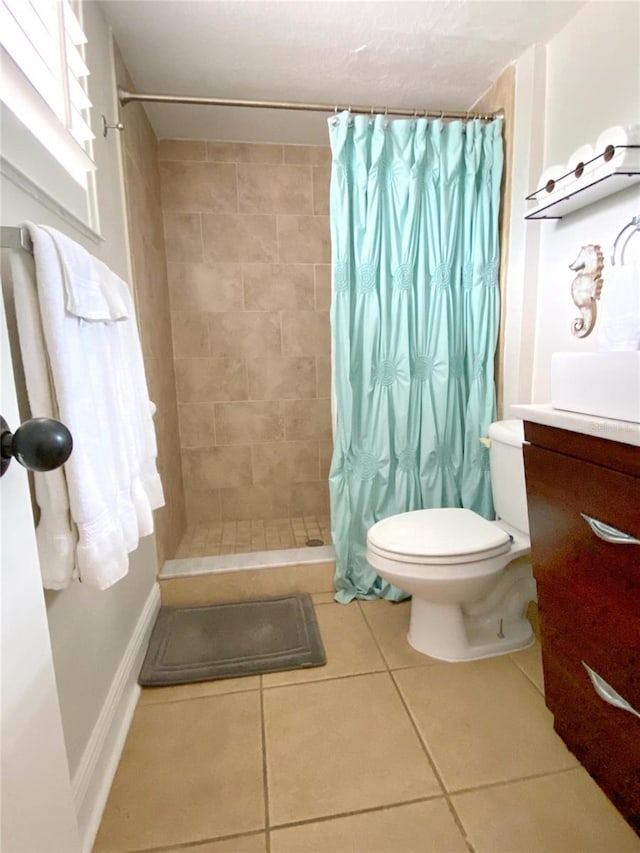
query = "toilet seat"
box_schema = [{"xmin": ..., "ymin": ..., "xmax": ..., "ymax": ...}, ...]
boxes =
[{"xmin": 367, "ymin": 508, "xmax": 512, "ymax": 566}]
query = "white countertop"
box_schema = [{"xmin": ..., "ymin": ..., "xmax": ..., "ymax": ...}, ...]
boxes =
[{"xmin": 510, "ymin": 404, "xmax": 640, "ymax": 448}]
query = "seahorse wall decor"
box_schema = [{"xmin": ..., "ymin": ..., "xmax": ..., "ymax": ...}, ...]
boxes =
[{"xmin": 569, "ymin": 244, "xmax": 604, "ymax": 338}]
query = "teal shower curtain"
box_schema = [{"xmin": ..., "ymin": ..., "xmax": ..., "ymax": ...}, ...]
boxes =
[{"xmin": 328, "ymin": 112, "xmax": 504, "ymax": 602}]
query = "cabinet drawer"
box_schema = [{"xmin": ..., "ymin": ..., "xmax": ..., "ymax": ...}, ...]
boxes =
[
  {"xmin": 525, "ymin": 445, "xmax": 640, "ymax": 703},
  {"xmin": 542, "ymin": 651, "xmax": 640, "ymax": 832}
]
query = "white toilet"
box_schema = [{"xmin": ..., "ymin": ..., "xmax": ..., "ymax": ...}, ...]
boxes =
[{"xmin": 366, "ymin": 419, "xmax": 536, "ymax": 662}]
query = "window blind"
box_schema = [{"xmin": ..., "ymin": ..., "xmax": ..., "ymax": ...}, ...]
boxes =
[{"xmin": 0, "ymin": 0, "xmax": 95, "ymax": 185}]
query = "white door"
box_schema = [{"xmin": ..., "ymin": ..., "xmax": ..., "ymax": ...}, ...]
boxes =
[{"xmin": 0, "ymin": 285, "xmax": 80, "ymax": 852}]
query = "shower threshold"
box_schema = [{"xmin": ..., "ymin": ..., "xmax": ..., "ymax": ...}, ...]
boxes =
[{"xmin": 160, "ymin": 543, "xmax": 336, "ymax": 580}]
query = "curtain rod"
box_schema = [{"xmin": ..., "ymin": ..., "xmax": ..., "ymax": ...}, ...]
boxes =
[{"xmin": 118, "ymin": 89, "xmax": 503, "ymax": 122}]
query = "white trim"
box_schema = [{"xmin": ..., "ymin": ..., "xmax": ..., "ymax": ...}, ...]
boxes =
[
  {"xmin": 0, "ymin": 154, "xmax": 103, "ymax": 244},
  {"xmin": 72, "ymin": 583, "xmax": 160, "ymax": 852}
]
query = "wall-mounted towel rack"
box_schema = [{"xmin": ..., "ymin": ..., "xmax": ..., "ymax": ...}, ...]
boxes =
[
  {"xmin": 524, "ymin": 146, "xmax": 640, "ymax": 221},
  {"xmin": 0, "ymin": 226, "xmax": 33, "ymax": 254},
  {"xmin": 611, "ymin": 214, "xmax": 640, "ymax": 265}
]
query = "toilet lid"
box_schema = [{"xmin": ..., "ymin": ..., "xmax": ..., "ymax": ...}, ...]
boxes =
[{"xmin": 367, "ymin": 508, "xmax": 511, "ymax": 558}]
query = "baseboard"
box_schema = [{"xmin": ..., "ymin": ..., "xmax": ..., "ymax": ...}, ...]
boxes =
[{"xmin": 72, "ymin": 583, "xmax": 160, "ymax": 851}]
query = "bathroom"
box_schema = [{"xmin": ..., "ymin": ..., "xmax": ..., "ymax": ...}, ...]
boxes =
[{"xmin": 1, "ymin": 1, "xmax": 639, "ymax": 851}]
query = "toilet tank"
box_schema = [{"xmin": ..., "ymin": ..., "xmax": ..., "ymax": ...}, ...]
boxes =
[{"xmin": 488, "ymin": 419, "xmax": 529, "ymax": 535}]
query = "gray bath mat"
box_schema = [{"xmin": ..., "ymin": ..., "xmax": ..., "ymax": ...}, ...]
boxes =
[{"xmin": 139, "ymin": 593, "xmax": 326, "ymax": 686}]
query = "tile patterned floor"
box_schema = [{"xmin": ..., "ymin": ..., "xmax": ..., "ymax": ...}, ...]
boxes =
[
  {"xmin": 94, "ymin": 599, "xmax": 640, "ymax": 853},
  {"xmin": 175, "ymin": 516, "xmax": 332, "ymax": 558}
]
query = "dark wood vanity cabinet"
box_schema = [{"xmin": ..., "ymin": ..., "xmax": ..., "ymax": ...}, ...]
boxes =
[{"xmin": 523, "ymin": 422, "xmax": 640, "ymax": 834}]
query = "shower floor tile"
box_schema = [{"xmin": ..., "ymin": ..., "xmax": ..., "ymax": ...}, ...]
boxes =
[{"xmin": 174, "ymin": 515, "xmax": 332, "ymax": 558}]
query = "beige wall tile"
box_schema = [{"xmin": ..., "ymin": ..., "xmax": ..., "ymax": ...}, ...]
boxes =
[
  {"xmin": 243, "ymin": 264, "xmax": 314, "ymax": 310},
  {"xmin": 183, "ymin": 446, "xmax": 253, "ymax": 489},
  {"xmin": 160, "ymin": 162, "xmax": 238, "ymax": 213},
  {"xmin": 160, "ymin": 562, "xmax": 335, "ymax": 606},
  {"xmin": 163, "ymin": 212, "xmax": 203, "ymax": 261},
  {"xmin": 215, "ymin": 401, "xmax": 284, "ymax": 445},
  {"xmin": 168, "ymin": 262, "xmax": 243, "ymax": 312},
  {"xmin": 314, "ymin": 264, "xmax": 331, "ymax": 310},
  {"xmin": 171, "ymin": 311, "xmax": 210, "ymax": 357},
  {"xmin": 238, "ymin": 164, "xmax": 312, "ymax": 214},
  {"xmin": 277, "ymin": 215, "xmax": 330, "ymax": 263},
  {"xmin": 209, "ymin": 312, "xmax": 282, "ymax": 358},
  {"xmin": 120, "ymin": 70, "xmax": 186, "ymax": 561},
  {"xmin": 175, "ymin": 358, "xmax": 247, "ymax": 403},
  {"xmin": 312, "ymin": 165, "xmax": 330, "ymax": 215},
  {"xmin": 247, "ymin": 357, "xmax": 316, "ymax": 400},
  {"xmin": 218, "ymin": 484, "xmax": 290, "ymax": 521},
  {"xmin": 158, "ymin": 139, "xmax": 207, "ymax": 161},
  {"xmin": 178, "ymin": 402, "xmax": 217, "ymax": 447},
  {"xmin": 284, "ymin": 398, "xmax": 332, "ymax": 440},
  {"xmin": 284, "ymin": 145, "xmax": 331, "ymax": 165},
  {"xmin": 163, "ymin": 139, "xmax": 335, "ymax": 528},
  {"xmin": 203, "ymin": 214, "xmax": 278, "ymax": 262},
  {"xmin": 281, "ymin": 310, "xmax": 330, "ymax": 356},
  {"xmin": 251, "ymin": 441, "xmax": 319, "ymax": 485},
  {"xmin": 184, "ymin": 488, "xmax": 222, "ymax": 524},
  {"xmin": 316, "ymin": 356, "xmax": 331, "ymax": 398},
  {"xmin": 318, "ymin": 439, "xmax": 333, "ymax": 479},
  {"xmin": 289, "ymin": 481, "xmax": 330, "ymax": 516},
  {"xmin": 208, "ymin": 141, "xmax": 284, "ymax": 163}
]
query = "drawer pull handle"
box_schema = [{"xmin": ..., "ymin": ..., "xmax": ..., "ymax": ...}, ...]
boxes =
[
  {"xmin": 583, "ymin": 662, "xmax": 640, "ymax": 719},
  {"xmin": 580, "ymin": 513, "xmax": 640, "ymax": 545}
]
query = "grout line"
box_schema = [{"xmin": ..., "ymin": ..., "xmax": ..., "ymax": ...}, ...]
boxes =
[
  {"xmin": 138, "ymin": 683, "xmax": 261, "ymax": 707},
  {"xmin": 355, "ymin": 599, "xmax": 393, "ymax": 672},
  {"xmin": 129, "ymin": 828, "xmax": 267, "ymax": 853},
  {"xmin": 507, "ymin": 647, "xmax": 546, "ymax": 698},
  {"xmin": 388, "ymin": 667, "xmax": 476, "ymax": 853},
  {"xmin": 354, "ymin": 600, "xmax": 474, "ymax": 850},
  {"xmin": 267, "ymin": 792, "xmax": 447, "ymax": 834},
  {"xmin": 309, "ymin": 164, "xmax": 315, "ymax": 216},
  {"xmin": 449, "ymin": 764, "xmax": 580, "ymax": 798},
  {"xmin": 261, "ymin": 666, "xmax": 387, "ymax": 690},
  {"xmin": 259, "ymin": 678, "xmax": 272, "ymax": 853}
]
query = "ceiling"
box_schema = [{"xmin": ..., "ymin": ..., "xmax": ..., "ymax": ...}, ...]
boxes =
[{"xmin": 101, "ymin": 0, "xmax": 584, "ymax": 145}]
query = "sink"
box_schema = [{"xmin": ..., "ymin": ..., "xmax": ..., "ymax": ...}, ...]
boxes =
[{"xmin": 551, "ymin": 351, "xmax": 640, "ymax": 424}]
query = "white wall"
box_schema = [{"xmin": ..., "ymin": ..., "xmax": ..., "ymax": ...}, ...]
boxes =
[
  {"xmin": 504, "ymin": 1, "xmax": 640, "ymax": 409},
  {"xmin": 0, "ymin": 2, "xmax": 159, "ymax": 846}
]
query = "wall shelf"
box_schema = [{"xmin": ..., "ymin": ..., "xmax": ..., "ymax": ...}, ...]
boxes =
[{"xmin": 525, "ymin": 145, "xmax": 640, "ymax": 221}]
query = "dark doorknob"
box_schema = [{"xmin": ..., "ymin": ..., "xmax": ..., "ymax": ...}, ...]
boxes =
[{"xmin": 0, "ymin": 416, "xmax": 73, "ymax": 477}]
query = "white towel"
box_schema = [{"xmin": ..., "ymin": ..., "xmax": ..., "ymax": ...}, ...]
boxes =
[
  {"xmin": 593, "ymin": 125, "xmax": 640, "ymax": 175},
  {"xmin": 21, "ymin": 223, "xmax": 164, "ymax": 590},
  {"xmin": 597, "ymin": 264, "xmax": 640, "ymax": 352},
  {"xmin": 11, "ymin": 250, "xmax": 78, "ymax": 588}
]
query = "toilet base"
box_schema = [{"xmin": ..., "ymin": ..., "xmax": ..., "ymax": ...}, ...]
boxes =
[{"xmin": 407, "ymin": 596, "xmax": 534, "ymax": 662}]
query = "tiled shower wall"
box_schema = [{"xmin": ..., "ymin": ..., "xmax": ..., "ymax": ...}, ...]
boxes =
[
  {"xmin": 115, "ymin": 49, "xmax": 186, "ymax": 564},
  {"xmin": 158, "ymin": 140, "xmax": 333, "ymax": 525}
]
